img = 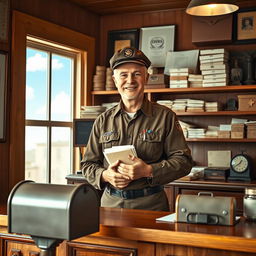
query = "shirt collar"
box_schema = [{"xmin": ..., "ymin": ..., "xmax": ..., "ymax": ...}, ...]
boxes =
[{"xmin": 112, "ymin": 97, "xmax": 153, "ymax": 118}]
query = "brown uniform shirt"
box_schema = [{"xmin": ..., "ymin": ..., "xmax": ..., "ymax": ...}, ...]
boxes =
[{"xmin": 81, "ymin": 98, "xmax": 192, "ymax": 200}]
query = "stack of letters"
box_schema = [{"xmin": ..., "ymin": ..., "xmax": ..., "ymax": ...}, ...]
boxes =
[
  {"xmin": 188, "ymin": 74, "xmax": 203, "ymax": 87},
  {"xmin": 199, "ymin": 49, "xmax": 229, "ymax": 87},
  {"xmin": 169, "ymin": 68, "xmax": 192, "ymax": 88},
  {"xmin": 186, "ymin": 99, "xmax": 204, "ymax": 112}
]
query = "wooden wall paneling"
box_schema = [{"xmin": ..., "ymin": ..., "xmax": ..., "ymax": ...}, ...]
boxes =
[
  {"xmin": 9, "ymin": 11, "xmax": 95, "ymax": 197},
  {"xmin": 11, "ymin": 0, "xmax": 100, "ymax": 63}
]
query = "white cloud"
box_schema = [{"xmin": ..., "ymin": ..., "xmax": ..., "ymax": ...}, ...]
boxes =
[
  {"xmin": 26, "ymin": 53, "xmax": 47, "ymax": 72},
  {"xmin": 26, "ymin": 53, "xmax": 64, "ymax": 72},
  {"xmin": 52, "ymin": 58, "xmax": 64, "ymax": 70},
  {"xmin": 36, "ymin": 91, "xmax": 70, "ymax": 116},
  {"xmin": 26, "ymin": 85, "xmax": 35, "ymax": 100},
  {"xmin": 52, "ymin": 91, "xmax": 71, "ymax": 114}
]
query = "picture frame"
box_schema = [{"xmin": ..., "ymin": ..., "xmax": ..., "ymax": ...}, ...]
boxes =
[
  {"xmin": 0, "ymin": 0, "xmax": 10, "ymax": 43},
  {"xmin": 139, "ymin": 25, "xmax": 175, "ymax": 67},
  {"xmin": 0, "ymin": 51, "xmax": 8, "ymax": 142},
  {"xmin": 233, "ymin": 8, "xmax": 256, "ymax": 44},
  {"xmin": 107, "ymin": 29, "xmax": 140, "ymax": 65}
]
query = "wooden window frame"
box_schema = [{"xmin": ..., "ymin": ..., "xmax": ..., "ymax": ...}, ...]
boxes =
[{"xmin": 10, "ymin": 11, "xmax": 95, "ymax": 190}]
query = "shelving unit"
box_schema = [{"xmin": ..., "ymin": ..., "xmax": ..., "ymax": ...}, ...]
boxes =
[{"xmin": 89, "ymin": 84, "xmax": 256, "ymax": 169}]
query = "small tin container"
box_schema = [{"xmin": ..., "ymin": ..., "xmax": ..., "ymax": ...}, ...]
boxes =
[{"xmin": 244, "ymin": 187, "xmax": 256, "ymax": 221}]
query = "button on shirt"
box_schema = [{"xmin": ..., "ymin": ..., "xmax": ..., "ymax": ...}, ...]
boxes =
[{"xmin": 81, "ymin": 97, "xmax": 193, "ymax": 191}]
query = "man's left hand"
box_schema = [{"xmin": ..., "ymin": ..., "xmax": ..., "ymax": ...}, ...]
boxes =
[{"xmin": 117, "ymin": 155, "xmax": 152, "ymax": 180}]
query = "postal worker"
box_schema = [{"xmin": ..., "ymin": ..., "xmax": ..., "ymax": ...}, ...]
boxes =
[{"xmin": 81, "ymin": 47, "xmax": 193, "ymax": 211}]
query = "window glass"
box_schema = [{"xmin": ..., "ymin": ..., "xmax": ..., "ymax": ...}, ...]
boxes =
[
  {"xmin": 51, "ymin": 54, "xmax": 72, "ymax": 121},
  {"xmin": 26, "ymin": 48, "xmax": 48, "ymax": 120},
  {"xmin": 25, "ymin": 126, "xmax": 48, "ymax": 182},
  {"xmin": 51, "ymin": 127, "xmax": 71, "ymax": 184}
]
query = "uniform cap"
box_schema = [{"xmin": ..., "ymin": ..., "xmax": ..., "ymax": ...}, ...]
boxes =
[{"xmin": 110, "ymin": 47, "xmax": 151, "ymax": 69}]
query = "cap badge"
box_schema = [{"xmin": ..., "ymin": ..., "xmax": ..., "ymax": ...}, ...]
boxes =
[{"xmin": 124, "ymin": 48, "xmax": 134, "ymax": 57}]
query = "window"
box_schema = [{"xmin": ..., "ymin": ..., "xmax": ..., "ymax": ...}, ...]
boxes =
[{"xmin": 25, "ymin": 38, "xmax": 78, "ymax": 184}]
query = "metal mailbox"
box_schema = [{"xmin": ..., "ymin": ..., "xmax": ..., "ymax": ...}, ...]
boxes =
[{"xmin": 8, "ymin": 180, "xmax": 100, "ymax": 241}]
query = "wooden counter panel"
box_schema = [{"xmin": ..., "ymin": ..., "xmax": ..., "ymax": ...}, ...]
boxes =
[{"xmin": 2, "ymin": 208, "xmax": 256, "ymax": 255}]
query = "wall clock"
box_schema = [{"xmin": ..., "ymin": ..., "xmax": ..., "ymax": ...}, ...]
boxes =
[{"xmin": 228, "ymin": 153, "xmax": 253, "ymax": 181}]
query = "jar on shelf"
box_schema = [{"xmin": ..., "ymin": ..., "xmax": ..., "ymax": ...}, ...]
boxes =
[{"xmin": 244, "ymin": 187, "xmax": 256, "ymax": 221}]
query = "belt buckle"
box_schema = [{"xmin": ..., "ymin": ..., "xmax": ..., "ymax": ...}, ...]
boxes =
[{"xmin": 120, "ymin": 190, "xmax": 128, "ymax": 199}]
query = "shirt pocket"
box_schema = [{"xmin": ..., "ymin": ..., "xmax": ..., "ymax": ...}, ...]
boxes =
[
  {"xmin": 99, "ymin": 132, "xmax": 120, "ymax": 149},
  {"xmin": 137, "ymin": 131, "xmax": 163, "ymax": 162}
]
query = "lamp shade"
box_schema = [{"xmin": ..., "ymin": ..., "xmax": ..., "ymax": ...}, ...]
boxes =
[{"xmin": 186, "ymin": 0, "xmax": 239, "ymax": 16}]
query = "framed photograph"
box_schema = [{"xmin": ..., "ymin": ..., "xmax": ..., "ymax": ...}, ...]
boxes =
[
  {"xmin": 233, "ymin": 8, "xmax": 256, "ymax": 43},
  {"xmin": 0, "ymin": 0, "xmax": 10, "ymax": 42},
  {"xmin": 0, "ymin": 51, "xmax": 8, "ymax": 142},
  {"xmin": 139, "ymin": 25, "xmax": 175, "ymax": 67},
  {"xmin": 107, "ymin": 29, "xmax": 140, "ymax": 65}
]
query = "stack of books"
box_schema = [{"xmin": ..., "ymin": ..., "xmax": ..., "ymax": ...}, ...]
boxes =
[
  {"xmin": 246, "ymin": 121, "xmax": 256, "ymax": 138},
  {"xmin": 205, "ymin": 125, "xmax": 219, "ymax": 138},
  {"xmin": 186, "ymin": 99, "xmax": 204, "ymax": 112},
  {"xmin": 169, "ymin": 68, "xmax": 191, "ymax": 88},
  {"xmin": 172, "ymin": 99, "xmax": 187, "ymax": 112},
  {"xmin": 179, "ymin": 120, "xmax": 195, "ymax": 138},
  {"xmin": 93, "ymin": 66, "xmax": 106, "ymax": 91},
  {"xmin": 187, "ymin": 127, "xmax": 206, "ymax": 138},
  {"xmin": 199, "ymin": 49, "xmax": 229, "ymax": 87},
  {"xmin": 80, "ymin": 105, "xmax": 106, "ymax": 119},
  {"xmin": 105, "ymin": 68, "xmax": 116, "ymax": 91},
  {"xmin": 188, "ymin": 74, "xmax": 203, "ymax": 88},
  {"xmin": 205, "ymin": 101, "xmax": 219, "ymax": 112},
  {"xmin": 218, "ymin": 124, "xmax": 231, "ymax": 138}
]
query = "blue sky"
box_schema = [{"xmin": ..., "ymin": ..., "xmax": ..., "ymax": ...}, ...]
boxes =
[
  {"xmin": 25, "ymin": 48, "xmax": 73, "ymax": 149},
  {"xmin": 26, "ymin": 47, "xmax": 72, "ymax": 121}
]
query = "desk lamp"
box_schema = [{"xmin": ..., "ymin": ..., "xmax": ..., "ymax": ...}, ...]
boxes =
[{"xmin": 8, "ymin": 180, "xmax": 100, "ymax": 256}]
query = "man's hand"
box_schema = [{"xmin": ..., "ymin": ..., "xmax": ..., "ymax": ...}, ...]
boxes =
[
  {"xmin": 117, "ymin": 155, "xmax": 152, "ymax": 180},
  {"xmin": 101, "ymin": 160, "xmax": 131, "ymax": 189}
]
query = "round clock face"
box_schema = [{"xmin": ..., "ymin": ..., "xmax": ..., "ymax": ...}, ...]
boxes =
[{"xmin": 231, "ymin": 155, "xmax": 249, "ymax": 173}]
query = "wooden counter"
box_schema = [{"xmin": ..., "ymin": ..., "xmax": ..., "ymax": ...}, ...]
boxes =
[{"xmin": 1, "ymin": 208, "xmax": 256, "ymax": 256}]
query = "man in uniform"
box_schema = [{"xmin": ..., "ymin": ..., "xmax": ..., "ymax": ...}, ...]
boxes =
[{"xmin": 81, "ymin": 47, "xmax": 193, "ymax": 211}]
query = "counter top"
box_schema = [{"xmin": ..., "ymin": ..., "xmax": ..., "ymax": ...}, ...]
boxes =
[{"xmin": 1, "ymin": 208, "xmax": 256, "ymax": 253}]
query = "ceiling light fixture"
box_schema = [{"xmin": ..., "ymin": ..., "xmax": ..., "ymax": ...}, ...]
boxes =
[{"xmin": 186, "ymin": 0, "xmax": 239, "ymax": 16}]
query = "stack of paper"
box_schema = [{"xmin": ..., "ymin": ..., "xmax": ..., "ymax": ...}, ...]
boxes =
[
  {"xmin": 199, "ymin": 49, "xmax": 229, "ymax": 87},
  {"xmin": 103, "ymin": 145, "xmax": 137, "ymax": 165},
  {"xmin": 186, "ymin": 99, "xmax": 205, "ymax": 112},
  {"xmin": 188, "ymin": 74, "xmax": 203, "ymax": 88},
  {"xmin": 205, "ymin": 101, "xmax": 219, "ymax": 112},
  {"xmin": 205, "ymin": 125, "xmax": 219, "ymax": 138},
  {"xmin": 172, "ymin": 99, "xmax": 187, "ymax": 112},
  {"xmin": 169, "ymin": 68, "xmax": 191, "ymax": 88},
  {"xmin": 179, "ymin": 120, "xmax": 195, "ymax": 138},
  {"xmin": 187, "ymin": 128, "xmax": 206, "ymax": 138}
]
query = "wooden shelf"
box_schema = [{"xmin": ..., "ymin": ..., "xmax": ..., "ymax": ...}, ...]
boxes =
[
  {"xmin": 91, "ymin": 85, "xmax": 256, "ymax": 95},
  {"xmin": 186, "ymin": 138, "xmax": 256, "ymax": 142},
  {"xmin": 176, "ymin": 111, "xmax": 256, "ymax": 116}
]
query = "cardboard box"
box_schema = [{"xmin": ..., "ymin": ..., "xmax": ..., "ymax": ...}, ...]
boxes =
[
  {"xmin": 231, "ymin": 131, "xmax": 244, "ymax": 139},
  {"xmin": 247, "ymin": 130, "xmax": 256, "ymax": 138},
  {"xmin": 218, "ymin": 130, "xmax": 230, "ymax": 138},
  {"xmin": 231, "ymin": 123, "xmax": 244, "ymax": 138},
  {"xmin": 238, "ymin": 95, "xmax": 256, "ymax": 111}
]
